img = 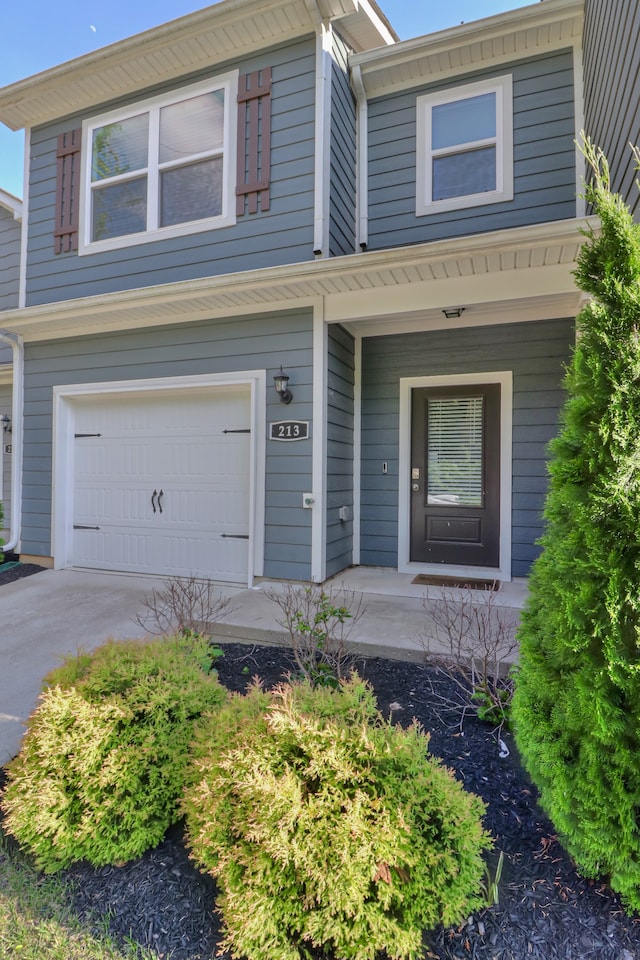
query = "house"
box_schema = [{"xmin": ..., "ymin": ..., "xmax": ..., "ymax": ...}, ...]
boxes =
[
  {"xmin": 0, "ymin": 189, "xmax": 22, "ymax": 542},
  {"xmin": 0, "ymin": 0, "xmax": 622, "ymax": 588}
]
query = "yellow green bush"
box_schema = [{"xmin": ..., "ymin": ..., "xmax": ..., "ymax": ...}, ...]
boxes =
[
  {"xmin": 1, "ymin": 635, "xmax": 226, "ymax": 872},
  {"xmin": 184, "ymin": 676, "xmax": 491, "ymax": 960}
]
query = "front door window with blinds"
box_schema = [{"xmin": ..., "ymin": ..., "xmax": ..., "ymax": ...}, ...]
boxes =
[
  {"xmin": 81, "ymin": 73, "xmax": 237, "ymax": 254},
  {"xmin": 411, "ymin": 383, "xmax": 500, "ymax": 567},
  {"xmin": 427, "ymin": 396, "xmax": 484, "ymax": 507}
]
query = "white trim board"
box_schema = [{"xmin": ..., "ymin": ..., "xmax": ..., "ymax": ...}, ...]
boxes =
[
  {"xmin": 52, "ymin": 370, "xmax": 266, "ymax": 586},
  {"xmin": 398, "ymin": 371, "xmax": 513, "ymax": 582}
]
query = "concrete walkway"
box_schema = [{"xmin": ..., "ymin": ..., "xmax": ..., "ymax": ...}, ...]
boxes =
[{"xmin": 0, "ymin": 566, "xmax": 526, "ymax": 765}]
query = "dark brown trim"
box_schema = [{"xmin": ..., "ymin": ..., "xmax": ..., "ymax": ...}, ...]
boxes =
[
  {"xmin": 54, "ymin": 128, "xmax": 82, "ymax": 254},
  {"xmin": 236, "ymin": 67, "xmax": 272, "ymax": 216}
]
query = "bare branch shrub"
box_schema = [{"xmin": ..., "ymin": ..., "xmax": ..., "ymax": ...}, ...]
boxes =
[
  {"xmin": 418, "ymin": 584, "xmax": 519, "ymax": 731},
  {"xmin": 134, "ymin": 575, "xmax": 231, "ymax": 639},
  {"xmin": 264, "ymin": 582, "xmax": 363, "ymax": 685}
]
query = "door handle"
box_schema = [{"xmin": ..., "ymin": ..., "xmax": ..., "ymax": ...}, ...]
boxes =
[
  {"xmin": 151, "ymin": 489, "xmax": 157, "ymax": 513},
  {"xmin": 157, "ymin": 489, "xmax": 164, "ymax": 514}
]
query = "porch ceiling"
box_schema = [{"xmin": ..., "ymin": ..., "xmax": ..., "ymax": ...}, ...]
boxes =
[
  {"xmin": 0, "ymin": 217, "xmax": 594, "ymax": 343},
  {"xmin": 351, "ymin": 0, "xmax": 584, "ymax": 96},
  {"xmin": 0, "ymin": 0, "xmax": 396, "ymax": 132}
]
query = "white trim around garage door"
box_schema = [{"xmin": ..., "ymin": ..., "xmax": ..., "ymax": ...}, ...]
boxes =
[
  {"xmin": 52, "ymin": 370, "xmax": 266, "ymax": 586},
  {"xmin": 398, "ymin": 371, "xmax": 513, "ymax": 582}
]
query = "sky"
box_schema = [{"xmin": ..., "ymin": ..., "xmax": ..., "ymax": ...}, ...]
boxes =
[{"xmin": 0, "ymin": 0, "xmax": 536, "ymax": 199}]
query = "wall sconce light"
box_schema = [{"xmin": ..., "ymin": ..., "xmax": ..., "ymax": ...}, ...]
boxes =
[
  {"xmin": 0, "ymin": 414, "xmax": 10, "ymax": 434},
  {"xmin": 442, "ymin": 307, "xmax": 465, "ymax": 319},
  {"xmin": 274, "ymin": 367, "xmax": 293, "ymax": 404}
]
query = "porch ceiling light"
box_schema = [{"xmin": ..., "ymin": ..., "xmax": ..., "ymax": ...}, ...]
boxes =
[
  {"xmin": 442, "ymin": 307, "xmax": 465, "ymax": 319},
  {"xmin": 274, "ymin": 366, "xmax": 293, "ymax": 404}
]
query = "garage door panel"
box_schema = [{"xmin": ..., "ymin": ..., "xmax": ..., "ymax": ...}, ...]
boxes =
[
  {"xmin": 73, "ymin": 530, "xmax": 249, "ymax": 581},
  {"xmin": 71, "ymin": 387, "xmax": 252, "ymax": 583}
]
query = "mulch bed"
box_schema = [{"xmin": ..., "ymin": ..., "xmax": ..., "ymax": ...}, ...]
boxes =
[
  {"xmin": 0, "ymin": 556, "xmax": 46, "ymax": 586},
  {"xmin": 2, "ymin": 641, "xmax": 640, "ymax": 960}
]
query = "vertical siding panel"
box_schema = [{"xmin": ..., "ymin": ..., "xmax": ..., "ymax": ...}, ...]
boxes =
[
  {"xmin": 584, "ymin": 0, "xmax": 640, "ymax": 220},
  {"xmin": 329, "ymin": 31, "xmax": 357, "ymax": 257},
  {"xmin": 21, "ymin": 308, "xmax": 314, "ymax": 581},
  {"xmin": 326, "ymin": 324, "xmax": 355, "ymax": 577},
  {"xmin": 360, "ymin": 318, "xmax": 574, "ymax": 578}
]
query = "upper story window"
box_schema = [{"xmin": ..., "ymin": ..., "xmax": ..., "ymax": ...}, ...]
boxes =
[
  {"xmin": 80, "ymin": 72, "xmax": 238, "ymax": 254},
  {"xmin": 416, "ymin": 75, "xmax": 513, "ymax": 217}
]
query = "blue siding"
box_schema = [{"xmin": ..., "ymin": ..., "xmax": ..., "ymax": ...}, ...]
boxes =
[
  {"xmin": 326, "ymin": 324, "xmax": 355, "ymax": 577},
  {"xmin": 367, "ymin": 50, "xmax": 576, "ymax": 250},
  {"xmin": 0, "ymin": 207, "xmax": 20, "ymax": 311},
  {"xmin": 21, "ymin": 308, "xmax": 314, "ymax": 580},
  {"xmin": 360, "ymin": 318, "xmax": 574, "ymax": 578},
  {"xmin": 329, "ymin": 31, "xmax": 357, "ymax": 257},
  {"xmin": 25, "ymin": 38, "xmax": 317, "ymax": 306},
  {"xmin": 584, "ymin": 0, "xmax": 640, "ymax": 220}
]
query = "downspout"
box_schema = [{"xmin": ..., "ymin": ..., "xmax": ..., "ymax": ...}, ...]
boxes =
[
  {"xmin": 305, "ymin": 0, "xmax": 333, "ymax": 257},
  {"xmin": 0, "ymin": 331, "xmax": 24, "ymax": 553},
  {"xmin": 351, "ymin": 64, "xmax": 368, "ymax": 251}
]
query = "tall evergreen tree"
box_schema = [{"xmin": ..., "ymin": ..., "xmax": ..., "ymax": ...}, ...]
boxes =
[{"xmin": 512, "ymin": 138, "xmax": 640, "ymax": 910}]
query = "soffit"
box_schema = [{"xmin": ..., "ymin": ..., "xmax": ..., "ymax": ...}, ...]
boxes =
[
  {"xmin": 351, "ymin": 0, "xmax": 584, "ymax": 97},
  {"xmin": 0, "ymin": 0, "xmax": 395, "ymax": 131},
  {"xmin": 0, "ymin": 218, "xmax": 594, "ymax": 343}
]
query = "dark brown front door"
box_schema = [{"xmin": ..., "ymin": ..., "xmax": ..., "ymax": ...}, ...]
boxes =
[{"xmin": 410, "ymin": 383, "xmax": 500, "ymax": 567}]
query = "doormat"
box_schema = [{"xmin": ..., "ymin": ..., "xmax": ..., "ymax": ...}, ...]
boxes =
[{"xmin": 411, "ymin": 574, "xmax": 499, "ymax": 590}]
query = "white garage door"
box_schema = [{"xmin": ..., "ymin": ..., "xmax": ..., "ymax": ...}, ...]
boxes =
[{"xmin": 71, "ymin": 386, "xmax": 251, "ymax": 582}]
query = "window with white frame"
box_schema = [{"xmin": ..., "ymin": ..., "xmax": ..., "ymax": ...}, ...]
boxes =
[
  {"xmin": 416, "ymin": 75, "xmax": 513, "ymax": 216},
  {"xmin": 80, "ymin": 72, "xmax": 237, "ymax": 253}
]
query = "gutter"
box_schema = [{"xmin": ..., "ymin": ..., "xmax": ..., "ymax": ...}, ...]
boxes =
[{"xmin": 0, "ymin": 330, "xmax": 23, "ymax": 553}]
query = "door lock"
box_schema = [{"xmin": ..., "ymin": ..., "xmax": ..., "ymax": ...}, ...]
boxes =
[{"xmin": 412, "ymin": 483, "xmax": 420, "ymax": 492}]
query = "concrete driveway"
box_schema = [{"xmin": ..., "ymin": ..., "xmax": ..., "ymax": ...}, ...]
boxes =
[
  {"xmin": 0, "ymin": 569, "xmax": 165, "ymax": 765},
  {"xmin": 0, "ymin": 566, "xmax": 524, "ymax": 766}
]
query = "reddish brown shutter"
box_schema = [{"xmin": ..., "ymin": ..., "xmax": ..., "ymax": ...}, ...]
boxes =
[
  {"xmin": 236, "ymin": 68, "xmax": 272, "ymax": 216},
  {"xmin": 54, "ymin": 128, "xmax": 82, "ymax": 253}
]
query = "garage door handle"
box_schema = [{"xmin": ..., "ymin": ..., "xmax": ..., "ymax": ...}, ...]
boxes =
[
  {"xmin": 157, "ymin": 489, "xmax": 164, "ymax": 514},
  {"xmin": 221, "ymin": 534, "xmax": 249, "ymax": 539},
  {"xmin": 151, "ymin": 490, "xmax": 157, "ymax": 514}
]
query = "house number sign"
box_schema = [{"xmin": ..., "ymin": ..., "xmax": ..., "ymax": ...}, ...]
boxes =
[{"xmin": 270, "ymin": 420, "xmax": 309, "ymax": 441}]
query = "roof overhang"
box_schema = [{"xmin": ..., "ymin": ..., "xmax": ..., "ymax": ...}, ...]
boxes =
[
  {"xmin": 0, "ymin": 0, "xmax": 396, "ymax": 131},
  {"xmin": 0, "ymin": 189, "xmax": 22, "ymax": 221},
  {"xmin": 0, "ymin": 218, "xmax": 594, "ymax": 343},
  {"xmin": 351, "ymin": 0, "xmax": 584, "ymax": 97}
]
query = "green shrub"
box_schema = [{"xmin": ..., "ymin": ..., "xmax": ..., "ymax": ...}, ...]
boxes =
[
  {"xmin": 1, "ymin": 635, "xmax": 227, "ymax": 872},
  {"xmin": 184, "ymin": 676, "xmax": 491, "ymax": 960},
  {"xmin": 512, "ymin": 139, "xmax": 640, "ymax": 911}
]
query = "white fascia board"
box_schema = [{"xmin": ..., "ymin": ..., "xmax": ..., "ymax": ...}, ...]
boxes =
[
  {"xmin": 351, "ymin": 0, "xmax": 583, "ymax": 97},
  {"xmin": 0, "ymin": 218, "xmax": 596, "ymax": 342}
]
